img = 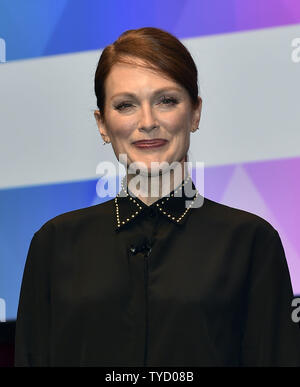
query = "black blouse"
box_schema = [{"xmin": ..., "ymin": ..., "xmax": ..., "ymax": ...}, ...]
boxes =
[{"xmin": 15, "ymin": 175, "xmax": 300, "ymax": 366}]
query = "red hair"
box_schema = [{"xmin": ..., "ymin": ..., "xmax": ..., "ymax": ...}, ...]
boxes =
[{"xmin": 94, "ymin": 27, "xmax": 200, "ymax": 123}]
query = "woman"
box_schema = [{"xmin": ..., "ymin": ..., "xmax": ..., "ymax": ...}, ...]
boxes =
[{"xmin": 15, "ymin": 27, "xmax": 300, "ymax": 367}]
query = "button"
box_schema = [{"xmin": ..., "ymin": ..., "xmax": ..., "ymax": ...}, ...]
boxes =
[{"xmin": 129, "ymin": 245, "xmax": 136, "ymax": 254}]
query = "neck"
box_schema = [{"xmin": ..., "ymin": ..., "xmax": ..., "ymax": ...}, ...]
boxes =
[{"xmin": 125, "ymin": 156, "xmax": 189, "ymax": 206}]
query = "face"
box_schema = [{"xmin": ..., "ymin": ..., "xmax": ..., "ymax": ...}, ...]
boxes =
[{"xmin": 94, "ymin": 58, "xmax": 202, "ymax": 176}]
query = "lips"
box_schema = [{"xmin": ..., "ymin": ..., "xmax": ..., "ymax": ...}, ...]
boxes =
[{"xmin": 133, "ymin": 139, "xmax": 168, "ymax": 147}]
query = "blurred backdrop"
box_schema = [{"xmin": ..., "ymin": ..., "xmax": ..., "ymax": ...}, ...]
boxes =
[{"xmin": 0, "ymin": 0, "xmax": 300, "ymax": 332}]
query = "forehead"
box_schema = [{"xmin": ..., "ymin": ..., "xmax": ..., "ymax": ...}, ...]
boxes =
[{"xmin": 105, "ymin": 60, "xmax": 183, "ymax": 94}]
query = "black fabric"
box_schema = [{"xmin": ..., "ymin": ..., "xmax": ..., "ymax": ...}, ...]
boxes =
[{"xmin": 15, "ymin": 176, "xmax": 300, "ymax": 366}]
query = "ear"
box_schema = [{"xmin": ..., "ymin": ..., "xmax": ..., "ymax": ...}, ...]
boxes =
[
  {"xmin": 94, "ymin": 110, "xmax": 111, "ymax": 143},
  {"xmin": 191, "ymin": 96, "xmax": 202, "ymax": 132}
]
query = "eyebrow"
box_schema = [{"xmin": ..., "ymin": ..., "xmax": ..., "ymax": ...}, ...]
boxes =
[{"xmin": 110, "ymin": 87, "xmax": 183, "ymax": 100}]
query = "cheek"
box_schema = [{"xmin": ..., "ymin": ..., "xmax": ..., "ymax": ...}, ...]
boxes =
[
  {"xmin": 166, "ymin": 123, "xmax": 190, "ymax": 146},
  {"xmin": 108, "ymin": 120, "xmax": 133, "ymax": 141},
  {"xmin": 163, "ymin": 112, "xmax": 190, "ymax": 135}
]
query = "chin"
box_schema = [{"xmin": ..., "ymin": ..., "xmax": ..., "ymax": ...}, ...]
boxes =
[{"xmin": 126, "ymin": 159, "xmax": 161, "ymax": 177}]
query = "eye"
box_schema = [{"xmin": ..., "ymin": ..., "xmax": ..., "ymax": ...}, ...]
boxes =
[
  {"xmin": 114, "ymin": 96, "xmax": 179, "ymax": 111},
  {"xmin": 159, "ymin": 96, "xmax": 179, "ymax": 106},
  {"xmin": 114, "ymin": 102, "xmax": 133, "ymax": 111}
]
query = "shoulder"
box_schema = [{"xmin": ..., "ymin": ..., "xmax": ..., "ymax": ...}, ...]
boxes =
[
  {"xmin": 198, "ymin": 197, "xmax": 284, "ymax": 272},
  {"xmin": 34, "ymin": 197, "xmax": 116, "ymax": 238},
  {"xmin": 198, "ymin": 196, "xmax": 278, "ymax": 239}
]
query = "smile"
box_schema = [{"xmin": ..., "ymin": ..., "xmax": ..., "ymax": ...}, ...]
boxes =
[{"xmin": 132, "ymin": 139, "xmax": 168, "ymax": 149}]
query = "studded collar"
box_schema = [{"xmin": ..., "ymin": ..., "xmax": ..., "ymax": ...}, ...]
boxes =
[{"xmin": 114, "ymin": 175, "xmax": 200, "ymax": 231}]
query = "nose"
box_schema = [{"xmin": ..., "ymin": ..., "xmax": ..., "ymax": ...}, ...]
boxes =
[{"xmin": 138, "ymin": 102, "xmax": 158, "ymax": 132}]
